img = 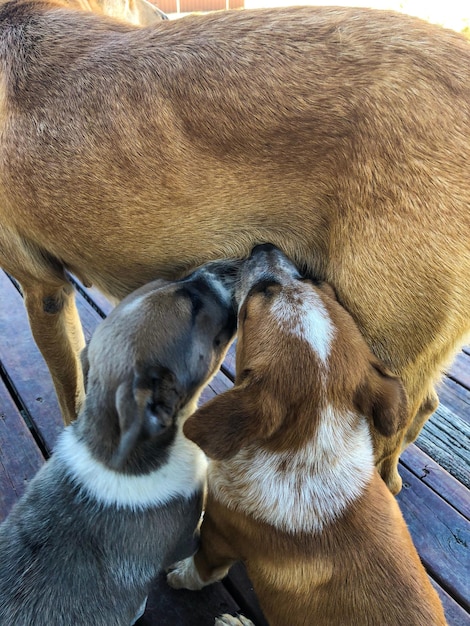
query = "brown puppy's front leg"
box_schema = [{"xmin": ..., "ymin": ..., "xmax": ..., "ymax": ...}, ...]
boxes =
[
  {"xmin": 167, "ymin": 510, "xmax": 237, "ymax": 590},
  {"xmin": 22, "ymin": 278, "xmax": 86, "ymax": 425}
]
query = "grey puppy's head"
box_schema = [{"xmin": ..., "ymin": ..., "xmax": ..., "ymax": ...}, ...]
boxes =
[{"xmin": 78, "ymin": 259, "xmax": 238, "ymax": 473}]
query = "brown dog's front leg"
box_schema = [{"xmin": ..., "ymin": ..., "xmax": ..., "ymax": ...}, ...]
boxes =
[
  {"xmin": 167, "ymin": 510, "xmax": 237, "ymax": 590},
  {"xmin": 22, "ymin": 278, "xmax": 86, "ymax": 425}
]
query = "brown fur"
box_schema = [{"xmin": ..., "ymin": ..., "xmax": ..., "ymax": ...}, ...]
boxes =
[
  {"xmin": 189, "ymin": 478, "xmax": 446, "ymax": 626},
  {"xmin": 170, "ymin": 245, "xmax": 447, "ymax": 625},
  {"xmin": 0, "ymin": 1, "xmax": 469, "ymax": 492}
]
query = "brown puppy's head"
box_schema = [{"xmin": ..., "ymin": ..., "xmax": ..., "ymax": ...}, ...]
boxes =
[
  {"xmin": 184, "ymin": 244, "xmax": 407, "ymax": 460},
  {"xmin": 78, "ymin": 259, "xmax": 238, "ymax": 471}
]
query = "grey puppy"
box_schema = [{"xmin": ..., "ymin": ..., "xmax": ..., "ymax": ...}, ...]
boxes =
[{"xmin": 0, "ymin": 260, "xmax": 238, "ymax": 626}]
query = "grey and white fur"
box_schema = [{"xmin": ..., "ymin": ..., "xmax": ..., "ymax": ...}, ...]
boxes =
[{"xmin": 0, "ymin": 260, "xmax": 238, "ymax": 626}]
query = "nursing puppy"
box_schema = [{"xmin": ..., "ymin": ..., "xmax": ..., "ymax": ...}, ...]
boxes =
[
  {"xmin": 0, "ymin": 260, "xmax": 237, "ymax": 626},
  {"xmin": 168, "ymin": 245, "xmax": 447, "ymax": 626},
  {"xmin": 1, "ymin": 0, "xmax": 469, "ymax": 494}
]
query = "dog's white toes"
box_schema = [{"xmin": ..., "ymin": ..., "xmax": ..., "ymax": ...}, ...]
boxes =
[
  {"xmin": 166, "ymin": 556, "xmax": 205, "ymax": 591},
  {"xmin": 215, "ymin": 614, "xmax": 255, "ymax": 626}
]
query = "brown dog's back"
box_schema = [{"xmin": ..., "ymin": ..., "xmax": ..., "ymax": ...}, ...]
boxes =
[{"xmin": 2, "ymin": 5, "xmax": 467, "ymax": 308}]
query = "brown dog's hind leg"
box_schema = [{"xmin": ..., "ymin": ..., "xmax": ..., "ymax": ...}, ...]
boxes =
[
  {"xmin": 0, "ymin": 230, "xmax": 87, "ymax": 424},
  {"xmin": 373, "ymin": 431, "xmax": 405, "ymax": 495},
  {"xmin": 375, "ymin": 449, "xmax": 404, "ymax": 495},
  {"xmin": 21, "ymin": 277, "xmax": 86, "ymax": 425},
  {"xmin": 374, "ymin": 388, "xmax": 439, "ymax": 494},
  {"xmin": 403, "ymin": 388, "xmax": 439, "ymax": 447}
]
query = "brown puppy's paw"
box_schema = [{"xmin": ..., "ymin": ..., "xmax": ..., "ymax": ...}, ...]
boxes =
[{"xmin": 167, "ymin": 556, "xmax": 206, "ymax": 590}]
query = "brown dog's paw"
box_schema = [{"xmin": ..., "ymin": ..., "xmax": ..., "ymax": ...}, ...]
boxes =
[{"xmin": 215, "ymin": 614, "xmax": 255, "ymax": 626}]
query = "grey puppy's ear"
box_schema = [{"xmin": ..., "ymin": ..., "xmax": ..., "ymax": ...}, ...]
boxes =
[{"xmin": 110, "ymin": 365, "xmax": 182, "ymax": 469}]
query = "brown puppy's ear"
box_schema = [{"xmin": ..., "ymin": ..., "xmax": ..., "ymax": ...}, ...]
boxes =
[
  {"xmin": 184, "ymin": 389, "xmax": 253, "ymax": 460},
  {"xmin": 354, "ymin": 361, "xmax": 408, "ymax": 437},
  {"xmin": 184, "ymin": 383, "xmax": 283, "ymax": 460},
  {"xmin": 110, "ymin": 365, "xmax": 181, "ymax": 468}
]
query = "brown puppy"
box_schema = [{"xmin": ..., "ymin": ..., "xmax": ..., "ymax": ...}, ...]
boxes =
[
  {"xmin": 168, "ymin": 244, "xmax": 447, "ymax": 626},
  {"xmin": 0, "ymin": 2, "xmax": 469, "ymax": 492}
]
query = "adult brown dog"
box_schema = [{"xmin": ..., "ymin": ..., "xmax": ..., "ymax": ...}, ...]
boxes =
[
  {"xmin": 0, "ymin": 1, "xmax": 468, "ymax": 493},
  {"xmin": 65, "ymin": 0, "xmax": 167, "ymax": 24},
  {"xmin": 167, "ymin": 244, "xmax": 447, "ymax": 626}
]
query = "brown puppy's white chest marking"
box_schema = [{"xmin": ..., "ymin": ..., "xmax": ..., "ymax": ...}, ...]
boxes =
[{"xmin": 209, "ymin": 406, "xmax": 373, "ymax": 534}]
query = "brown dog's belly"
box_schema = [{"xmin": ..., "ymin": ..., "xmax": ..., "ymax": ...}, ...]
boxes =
[{"xmin": 0, "ymin": 4, "xmax": 469, "ymax": 484}]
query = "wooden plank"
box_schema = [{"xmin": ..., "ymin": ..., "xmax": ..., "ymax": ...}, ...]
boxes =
[
  {"xmin": 447, "ymin": 351, "xmax": 470, "ymax": 390},
  {"xmin": 415, "ymin": 404, "xmax": 470, "ymax": 489},
  {"xmin": 438, "ymin": 377, "xmax": 470, "ymax": 426},
  {"xmin": 221, "ymin": 341, "xmax": 237, "ymax": 381},
  {"xmin": 199, "ymin": 365, "xmax": 234, "ymax": 407},
  {"xmin": 396, "ymin": 465, "xmax": 469, "ymax": 611},
  {"xmin": 431, "ymin": 580, "xmax": 470, "ymax": 626},
  {"xmin": 400, "ymin": 445, "xmax": 470, "ymax": 520},
  {"xmin": 0, "ymin": 377, "xmax": 45, "ymax": 521}
]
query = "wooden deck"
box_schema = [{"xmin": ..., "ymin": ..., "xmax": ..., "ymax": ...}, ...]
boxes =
[{"xmin": 0, "ymin": 268, "xmax": 468, "ymax": 625}]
